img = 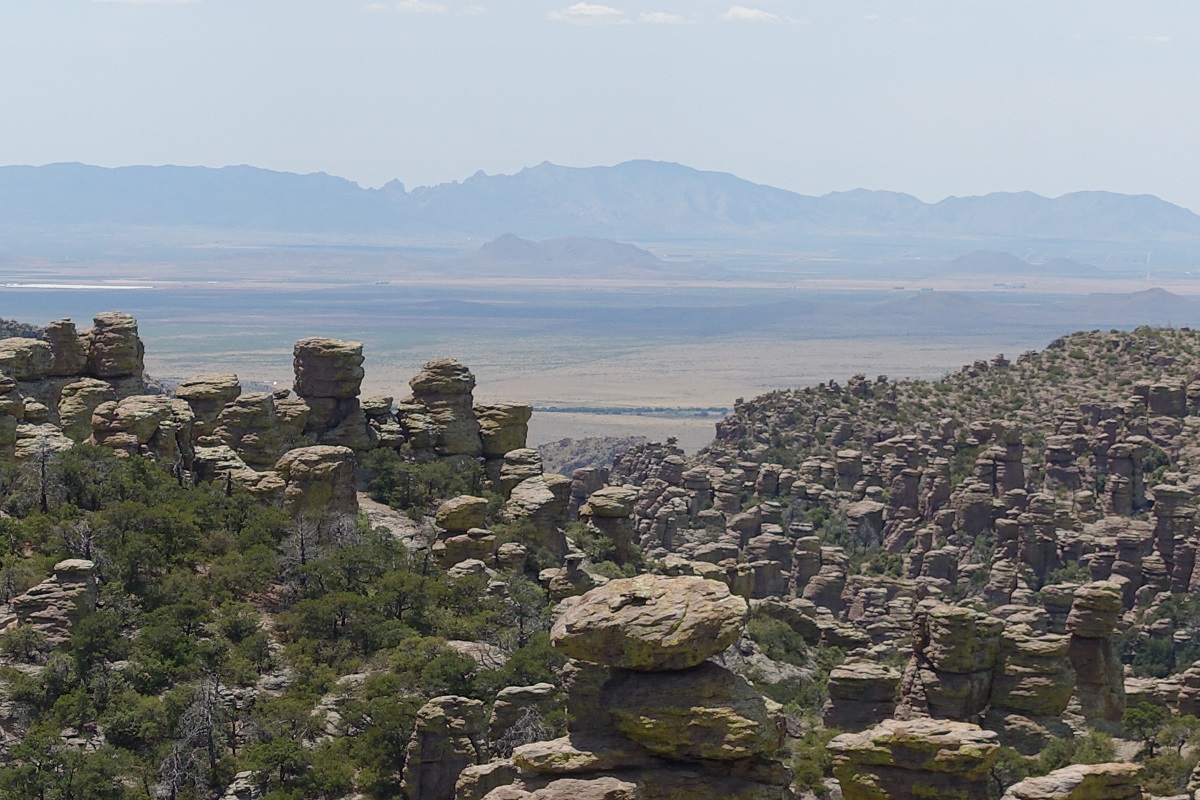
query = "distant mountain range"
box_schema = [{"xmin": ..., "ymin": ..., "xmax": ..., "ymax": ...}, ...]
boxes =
[{"xmin": 2, "ymin": 160, "xmax": 1200, "ymax": 245}]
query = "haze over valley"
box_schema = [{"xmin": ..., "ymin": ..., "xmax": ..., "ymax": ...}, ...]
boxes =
[{"xmin": 5, "ymin": 162, "xmax": 1200, "ymax": 451}]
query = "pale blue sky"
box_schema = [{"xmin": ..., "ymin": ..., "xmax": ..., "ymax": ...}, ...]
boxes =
[{"xmin": 2, "ymin": 1, "xmax": 1198, "ymax": 209}]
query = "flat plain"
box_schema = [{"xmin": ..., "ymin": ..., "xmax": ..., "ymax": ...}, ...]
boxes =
[{"xmin": 4, "ymin": 243, "xmax": 1200, "ymax": 453}]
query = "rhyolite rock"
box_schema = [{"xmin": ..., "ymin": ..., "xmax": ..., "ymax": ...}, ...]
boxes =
[
  {"xmin": 399, "ymin": 695, "xmax": 486, "ymax": 800},
  {"xmin": 85, "ymin": 311, "xmax": 144, "ymax": 379},
  {"xmin": 1001, "ymin": 762, "xmax": 1143, "ymax": 800},
  {"xmin": 551, "ymin": 574, "xmax": 748, "ymax": 671},
  {"xmin": 275, "ymin": 445, "xmax": 357, "ymax": 519},
  {"xmin": 410, "ymin": 358, "xmax": 482, "ymax": 457},
  {"xmin": 829, "ymin": 718, "xmax": 1001, "ymax": 800},
  {"xmin": 292, "ymin": 337, "xmax": 364, "ymax": 399},
  {"xmin": 176, "ymin": 373, "xmax": 241, "ymax": 435},
  {"xmin": 602, "ymin": 662, "xmax": 785, "ymax": 760},
  {"xmin": 4, "ymin": 559, "xmax": 98, "ymax": 648},
  {"xmin": 475, "ymin": 401, "xmax": 532, "ymax": 457},
  {"xmin": 436, "ymin": 495, "xmax": 490, "ymax": 533},
  {"xmin": 824, "ymin": 658, "xmax": 901, "ymax": 731}
]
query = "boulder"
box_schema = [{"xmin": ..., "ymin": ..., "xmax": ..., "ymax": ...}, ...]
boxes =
[
  {"xmin": 551, "ymin": 574, "xmax": 748, "ymax": 671},
  {"xmin": 436, "ymin": 495, "xmax": 490, "ymax": 534}
]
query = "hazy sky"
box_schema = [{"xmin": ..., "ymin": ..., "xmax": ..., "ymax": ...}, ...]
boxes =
[{"xmin": 3, "ymin": 1, "xmax": 1199, "ymax": 209}]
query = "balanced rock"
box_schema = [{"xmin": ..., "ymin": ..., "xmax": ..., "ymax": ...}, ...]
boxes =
[
  {"xmin": 436, "ymin": 495, "xmax": 490, "ymax": 533},
  {"xmin": 551, "ymin": 574, "xmax": 748, "ymax": 671}
]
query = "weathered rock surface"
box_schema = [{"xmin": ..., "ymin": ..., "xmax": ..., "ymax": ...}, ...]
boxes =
[
  {"xmin": 829, "ymin": 718, "xmax": 1001, "ymax": 800},
  {"xmin": 602, "ymin": 662, "xmax": 784, "ymax": 760},
  {"xmin": 409, "ymin": 358, "xmax": 482, "ymax": 457},
  {"xmin": 551, "ymin": 575, "xmax": 748, "ymax": 671},
  {"xmin": 275, "ymin": 445, "xmax": 357, "ymax": 520},
  {"xmin": 400, "ymin": 695, "xmax": 486, "ymax": 800},
  {"xmin": 1001, "ymin": 762, "xmax": 1143, "ymax": 800},
  {"xmin": 4, "ymin": 559, "xmax": 98, "ymax": 647}
]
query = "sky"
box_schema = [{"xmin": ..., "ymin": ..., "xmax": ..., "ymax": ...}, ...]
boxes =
[{"xmin": 2, "ymin": 1, "xmax": 1199, "ymax": 209}]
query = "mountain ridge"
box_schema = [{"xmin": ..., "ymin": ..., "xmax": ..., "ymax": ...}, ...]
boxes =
[{"xmin": 2, "ymin": 160, "xmax": 1199, "ymax": 245}]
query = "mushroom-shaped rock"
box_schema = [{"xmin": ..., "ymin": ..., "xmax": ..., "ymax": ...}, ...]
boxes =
[
  {"xmin": 579, "ymin": 486, "xmax": 639, "ymax": 518},
  {"xmin": 436, "ymin": 495, "xmax": 490, "ymax": 533},
  {"xmin": 550, "ymin": 575, "xmax": 748, "ymax": 671}
]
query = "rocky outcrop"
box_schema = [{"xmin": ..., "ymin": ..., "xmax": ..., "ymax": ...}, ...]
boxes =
[
  {"xmin": 474, "ymin": 575, "xmax": 788, "ymax": 800},
  {"xmin": 1066, "ymin": 581, "xmax": 1125, "ymax": 724},
  {"xmin": 551, "ymin": 575, "xmax": 748, "ymax": 671},
  {"xmin": 1001, "ymin": 762, "xmax": 1143, "ymax": 800},
  {"xmin": 400, "ymin": 695, "xmax": 487, "ymax": 800},
  {"xmin": 90, "ymin": 395, "xmax": 195, "ymax": 467},
  {"xmin": 209, "ymin": 391, "xmax": 308, "ymax": 469},
  {"xmin": 828, "ymin": 718, "xmax": 1000, "ymax": 800},
  {"xmin": 823, "ymin": 659, "xmax": 901, "ymax": 732},
  {"xmin": 577, "ymin": 486, "xmax": 639, "ymax": 566},
  {"xmin": 275, "ymin": 445, "xmax": 357, "ymax": 524},
  {"xmin": 899, "ymin": 602, "xmax": 1004, "ymax": 720},
  {"xmin": 176, "ymin": 373, "xmax": 241, "ymax": 437},
  {"xmin": 475, "ymin": 402, "xmax": 532, "ymax": 458},
  {"xmin": 408, "ymin": 359, "xmax": 481, "ymax": 457},
  {"xmin": 85, "ymin": 311, "xmax": 144, "ymax": 382},
  {"xmin": 602, "ymin": 662, "xmax": 783, "ymax": 760},
  {"xmin": 293, "ymin": 337, "xmax": 372, "ymax": 450},
  {"xmin": 2, "ymin": 559, "xmax": 97, "ymax": 648}
]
